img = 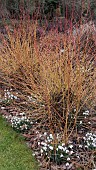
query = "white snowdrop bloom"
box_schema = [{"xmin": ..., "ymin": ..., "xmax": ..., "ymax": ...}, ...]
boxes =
[
  {"xmin": 85, "ymin": 145, "xmax": 88, "ymax": 148},
  {"xmin": 48, "ymin": 139, "xmax": 51, "ymax": 142},
  {"xmin": 60, "ymin": 154, "xmax": 64, "ymax": 158},
  {"xmin": 69, "ymin": 144, "xmax": 73, "ymax": 149},
  {"xmin": 92, "ymin": 143, "xmax": 96, "ymax": 147},
  {"xmin": 67, "ymin": 157, "xmax": 70, "ymax": 161},
  {"xmin": 85, "ymin": 110, "xmax": 89, "ymax": 114},
  {"xmin": 62, "ymin": 147, "xmax": 67, "ymax": 151},
  {"xmin": 83, "ymin": 110, "xmax": 89, "ymax": 116},
  {"xmin": 14, "ymin": 96, "xmax": 17, "ymax": 99},
  {"xmin": 49, "ymin": 146, "xmax": 53, "ymax": 150},
  {"xmin": 38, "ymin": 142, "xmax": 40, "ymax": 145},
  {"xmin": 20, "ymin": 112, "xmax": 24, "ymax": 116},
  {"xmin": 60, "ymin": 49, "xmax": 64, "ymax": 54},
  {"xmin": 1, "ymin": 107, "xmax": 5, "ymax": 110},
  {"xmin": 65, "ymin": 149, "xmax": 69, "ymax": 153},
  {"xmin": 83, "ymin": 137, "xmax": 86, "ymax": 140},
  {"xmin": 41, "ymin": 142, "xmax": 47, "ymax": 146},
  {"xmin": 39, "ymin": 134, "xmax": 42, "ymax": 138},
  {"xmin": 25, "ymin": 124, "xmax": 28, "ymax": 129},
  {"xmin": 86, "ymin": 132, "xmax": 89, "ymax": 136},
  {"xmin": 32, "ymin": 153, "xmax": 35, "ymax": 156},
  {"xmin": 80, "ymin": 121, "xmax": 82, "ymax": 124},
  {"xmin": 87, "ymin": 142, "xmax": 90, "ymax": 146},
  {"xmin": 10, "ymin": 119, "xmax": 13, "ymax": 123},
  {"xmin": 56, "ymin": 148, "xmax": 58, "ymax": 151},
  {"xmin": 44, "ymin": 132, "xmax": 47, "ymax": 136},
  {"xmin": 21, "ymin": 117, "xmax": 25, "ymax": 121},
  {"xmin": 70, "ymin": 150, "xmax": 74, "ymax": 155},
  {"xmin": 49, "ymin": 134, "xmax": 53, "ymax": 139},
  {"xmin": 74, "ymin": 109, "xmax": 76, "ymax": 112},
  {"xmin": 66, "ymin": 162, "xmax": 70, "ymax": 167},
  {"xmin": 62, "ymin": 143, "xmax": 65, "ymax": 146},
  {"xmin": 58, "ymin": 145, "xmax": 63, "ymax": 150},
  {"xmin": 90, "ymin": 136, "xmax": 94, "ymax": 140},
  {"xmin": 40, "ymin": 149, "xmax": 43, "ymax": 154},
  {"xmin": 77, "ymin": 155, "xmax": 80, "ymax": 158},
  {"xmin": 79, "ymin": 145, "xmax": 82, "ymax": 148},
  {"xmin": 6, "ymin": 91, "xmax": 10, "ymax": 95},
  {"xmin": 11, "ymin": 94, "xmax": 14, "ymax": 98},
  {"xmin": 43, "ymin": 146, "xmax": 47, "ymax": 151}
]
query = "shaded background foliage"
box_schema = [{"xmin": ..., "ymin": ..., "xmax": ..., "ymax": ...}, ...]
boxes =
[{"xmin": 0, "ymin": 0, "xmax": 96, "ymax": 21}]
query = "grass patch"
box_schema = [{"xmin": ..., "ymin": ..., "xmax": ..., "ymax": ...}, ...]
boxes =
[{"xmin": 0, "ymin": 115, "xmax": 39, "ymax": 170}]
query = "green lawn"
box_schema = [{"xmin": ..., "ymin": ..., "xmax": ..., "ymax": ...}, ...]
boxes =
[{"xmin": 0, "ymin": 115, "xmax": 39, "ymax": 170}]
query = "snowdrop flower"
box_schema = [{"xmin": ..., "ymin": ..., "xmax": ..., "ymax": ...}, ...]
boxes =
[
  {"xmin": 70, "ymin": 151, "xmax": 74, "ymax": 155},
  {"xmin": 87, "ymin": 142, "xmax": 90, "ymax": 146},
  {"xmin": 41, "ymin": 149, "xmax": 43, "ymax": 153},
  {"xmin": 79, "ymin": 145, "xmax": 82, "ymax": 148},
  {"xmin": 62, "ymin": 146, "xmax": 67, "ymax": 151},
  {"xmin": 49, "ymin": 134, "xmax": 53, "ymax": 139},
  {"xmin": 20, "ymin": 112, "xmax": 25, "ymax": 116},
  {"xmin": 69, "ymin": 144, "xmax": 73, "ymax": 149},
  {"xmin": 80, "ymin": 121, "xmax": 82, "ymax": 124},
  {"xmin": 85, "ymin": 145, "xmax": 88, "ymax": 148},
  {"xmin": 56, "ymin": 133, "xmax": 59, "ymax": 138},
  {"xmin": 66, "ymin": 162, "xmax": 70, "ymax": 167},
  {"xmin": 77, "ymin": 155, "xmax": 80, "ymax": 158},
  {"xmin": 44, "ymin": 132, "xmax": 47, "ymax": 136},
  {"xmin": 39, "ymin": 134, "xmax": 42, "ymax": 138},
  {"xmin": 83, "ymin": 110, "xmax": 89, "ymax": 115},
  {"xmin": 41, "ymin": 142, "xmax": 47, "ymax": 146},
  {"xmin": 21, "ymin": 117, "xmax": 25, "ymax": 121},
  {"xmin": 38, "ymin": 142, "xmax": 40, "ymax": 145},
  {"xmin": 66, "ymin": 149, "xmax": 69, "ymax": 153},
  {"xmin": 62, "ymin": 143, "xmax": 65, "ymax": 146},
  {"xmin": 43, "ymin": 146, "xmax": 47, "ymax": 151},
  {"xmin": 60, "ymin": 49, "xmax": 64, "ymax": 54},
  {"xmin": 58, "ymin": 145, "xmax": 63, "ymax": 150},
  {"xmin": 49, "ymin": 146, "xmax": 53, "ymax": 150},
  {"xmin": 60, "ymin": 154, "xmax": 64, "ymax": 158},
  {"xmin": 1, "ymin": 107, "xmax": 5, "ymax": 110},
  {"xmin": 67, "ymin": 157, "xmax": 70, "ymax": 161}
]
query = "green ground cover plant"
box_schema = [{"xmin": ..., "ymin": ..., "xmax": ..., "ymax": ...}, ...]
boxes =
[{"xmin": 0, "ymin": 115, "xmax": 39, "ymax": 170}]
